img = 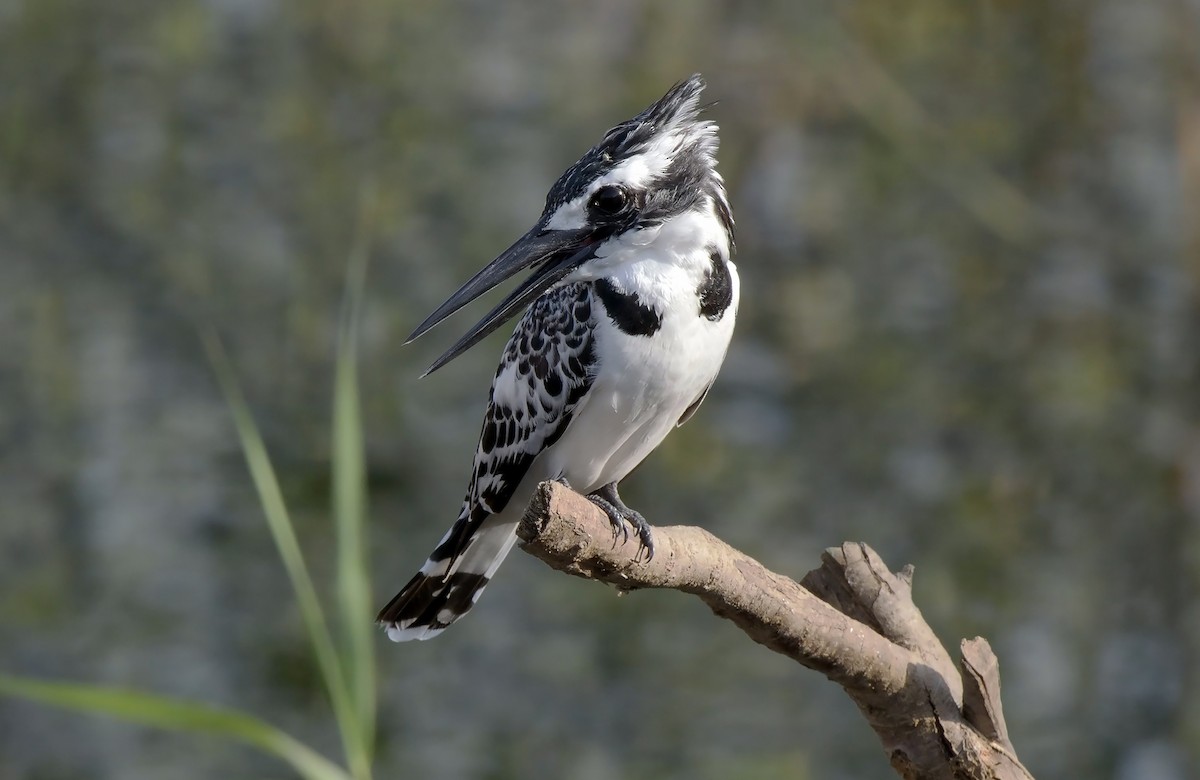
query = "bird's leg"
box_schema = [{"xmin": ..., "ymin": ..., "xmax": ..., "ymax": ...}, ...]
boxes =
[{"xmin": 586, "ymin": 482, "xmax": 655, "ymax": 561}]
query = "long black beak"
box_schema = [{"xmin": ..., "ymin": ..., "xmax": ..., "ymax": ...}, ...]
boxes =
[{"xmin": 409, "ymin": 224, "xmax": 598, "ymax": 376}]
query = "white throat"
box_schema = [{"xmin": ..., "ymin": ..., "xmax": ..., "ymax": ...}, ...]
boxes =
[{"xmin": 569, "ymin": 202, "xmax": 733, "ymax": 312}]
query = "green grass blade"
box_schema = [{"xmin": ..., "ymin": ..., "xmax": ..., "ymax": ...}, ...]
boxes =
[
  {"xmin": 333, "ymin": 183, "xmax": 377, "ymax": 759},
  {"xmin": 201, "ymin": 332, "xmax": 371, "ymax": 780},
  {"xmin": 0, "ymin": 675, "xmax": 351, "ymax": 780}
]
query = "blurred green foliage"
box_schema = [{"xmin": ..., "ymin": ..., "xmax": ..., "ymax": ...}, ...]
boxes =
[
  {"xmin": 2, "ymin": 1, "xmax": 1199, "ymax": 779},
  {"xmin": 2, "ymin": 257, "xmax": 376, "ymax": 780}
]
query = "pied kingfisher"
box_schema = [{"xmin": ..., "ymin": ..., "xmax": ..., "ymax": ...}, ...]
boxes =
[{"xmin": 379, "ymin": 75, "xmax": 738, "ymax": 641}]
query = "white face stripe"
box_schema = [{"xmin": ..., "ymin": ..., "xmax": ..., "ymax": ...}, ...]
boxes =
[
  {"xmin": 544, "ymin": 196, "xmax": 587, "ymax": 231},
  {"xmin": 544, "ymin": 119, "xmax": 717, "ymax": 231},
  {"xmin": 543, "ymin": 145, "xmax": 670, "ymax": 231}
]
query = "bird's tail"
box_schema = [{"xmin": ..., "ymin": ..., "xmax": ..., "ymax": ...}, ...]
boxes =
[{"xmin": 377, "ymin": 515, "xmax": 520, "ymax": 641}]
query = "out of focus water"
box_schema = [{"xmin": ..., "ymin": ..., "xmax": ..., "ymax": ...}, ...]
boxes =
[{"xmin": 2, "ymin": 2, "xmax": 1199, "ymax": 778}]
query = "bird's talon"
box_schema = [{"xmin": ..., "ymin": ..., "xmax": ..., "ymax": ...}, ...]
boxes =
[
  {"xmin": 586, "ymin": 489, "xmax": 653, "ymax": 562},
  {"xmin": 637, "ymin": 531, "xmax": 656, "ymax": 561}
]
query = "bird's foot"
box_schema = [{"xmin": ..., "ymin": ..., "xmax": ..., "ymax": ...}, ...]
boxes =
[{"xmin": 586, "ymin": 483, "xmax": 655, "ymax": 561}]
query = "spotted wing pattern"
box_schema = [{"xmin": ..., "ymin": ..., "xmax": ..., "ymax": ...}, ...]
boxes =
[{"xmin": 377, "ymin": 282, "xmax": 598, "ymax": 639}]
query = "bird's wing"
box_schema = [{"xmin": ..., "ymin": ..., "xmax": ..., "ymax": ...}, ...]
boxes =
[
  {"xmin": 676, "ymin": 384, "xmax": 711, "ymax": 427},
  {"xmin": 426, "ymin": 281, "xmax": 599, "ymax": 569},
  {"xmin": 377, "ymin": 282, "xmax": 600, "ymax": 639}
]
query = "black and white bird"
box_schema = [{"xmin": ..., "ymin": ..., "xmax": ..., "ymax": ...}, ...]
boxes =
[{"xmin": 379, "ymin": 75, "xmax": 738, "ymax": 641}]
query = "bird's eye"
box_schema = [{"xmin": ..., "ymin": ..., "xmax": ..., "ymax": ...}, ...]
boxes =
[{"xmin": 588, "ymin": 185, "xmax": 630, "ymax": 217}]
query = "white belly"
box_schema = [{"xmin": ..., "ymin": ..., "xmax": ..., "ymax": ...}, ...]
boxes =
[{"xmin": 535, "ymin": 279, "xmax": 738, "ymax": 493}]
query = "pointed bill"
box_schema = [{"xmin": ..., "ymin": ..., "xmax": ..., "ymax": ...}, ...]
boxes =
[{"xmin": 409, "ymin": 225, "xmax": 598, "ymax": 375}]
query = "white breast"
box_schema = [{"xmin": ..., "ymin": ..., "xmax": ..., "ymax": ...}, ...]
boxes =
[{"xmin": 538, "ymin": 252, "xmax": 739, "ymax": 492}]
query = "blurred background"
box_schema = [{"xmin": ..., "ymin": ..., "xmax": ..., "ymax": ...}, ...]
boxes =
[{"xmin": 3, "ymin": 1, "xmax": 1200, "ymax": 778}]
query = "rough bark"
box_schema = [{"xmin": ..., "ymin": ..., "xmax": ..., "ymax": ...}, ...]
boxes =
[{"xmin": 516, "ymin": 481, "xmax": 1035, "ymax": 780}]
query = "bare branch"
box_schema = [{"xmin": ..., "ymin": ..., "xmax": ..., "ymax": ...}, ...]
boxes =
[{"xmin": 517, "ymin": 481, "xmax": 1036, "ymax": 780}]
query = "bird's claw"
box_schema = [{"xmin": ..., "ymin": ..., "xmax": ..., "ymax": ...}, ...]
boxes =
[{"xmin": 586, "ymin": 493, "xmax": 655, "ymax": 562}]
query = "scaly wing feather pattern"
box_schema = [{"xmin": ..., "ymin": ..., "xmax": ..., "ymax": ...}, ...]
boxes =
[{"xmin": 377, "ymin": 282, "xmax": 599, "ymax": 637}]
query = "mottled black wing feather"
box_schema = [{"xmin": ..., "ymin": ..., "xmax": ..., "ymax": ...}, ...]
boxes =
[
  {"xmin": 377, "ymin": 283, "xmax": 599, "ymax": 630},
  {"xmin": 427, "ymin": 282, "xmax": 598, "ymax": 569}
]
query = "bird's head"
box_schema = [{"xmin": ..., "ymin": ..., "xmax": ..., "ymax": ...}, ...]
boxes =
[{"xmin": 411, "ymin": 74, "xmax": 732, "ymax": 375}]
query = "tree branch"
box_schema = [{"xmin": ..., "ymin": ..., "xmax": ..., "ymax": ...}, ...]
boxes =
[{"xmin": 516, "ymin": 481, "xmax": 1035, "ymax": 780}]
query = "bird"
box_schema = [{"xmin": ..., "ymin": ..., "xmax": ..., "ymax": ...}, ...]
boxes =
[{"xmin": 378, "ymin": 74, "xmax": 738, "ymax": 641}]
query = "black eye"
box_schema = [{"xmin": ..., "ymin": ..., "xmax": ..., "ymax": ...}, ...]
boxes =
[{"xmin": 588, "ymin": 185, "xmax": 630, "ymax": 217}]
